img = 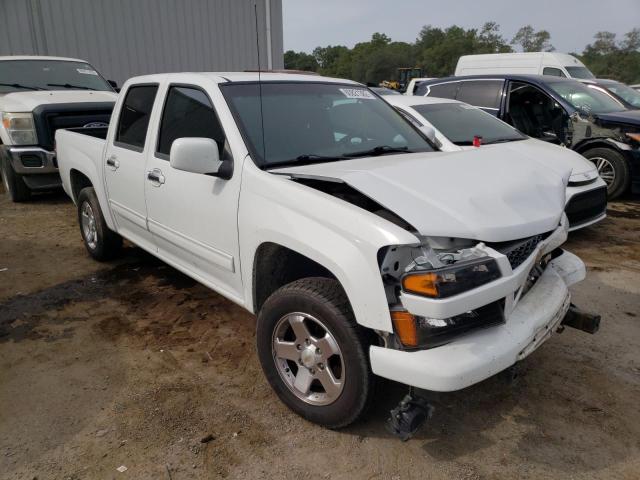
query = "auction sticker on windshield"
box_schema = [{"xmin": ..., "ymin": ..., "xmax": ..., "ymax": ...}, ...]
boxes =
[
  {"xmin": 340, "ymin": 88, "xmax": 375, "ymax": 99},
  {"xmin": 77, "ymin": 68, "xmax": 98, "ymax": 75}
]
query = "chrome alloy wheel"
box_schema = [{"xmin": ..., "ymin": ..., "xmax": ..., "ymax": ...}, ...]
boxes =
[
  {"xmin": 592, "ymin": 156, "xmax": 616, "ymax": 187},
  {"xmin": 272, "ymin": 312, "xmax": 345, "ymax": 406},
  {"xmin": 81, "ymin": 201, "xmax": 98, "ymax": 250}
]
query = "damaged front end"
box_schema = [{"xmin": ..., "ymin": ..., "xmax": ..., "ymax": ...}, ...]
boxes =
[{"xmin": 375, "ymin": 215, "xmax": 603, "ymax": 439}]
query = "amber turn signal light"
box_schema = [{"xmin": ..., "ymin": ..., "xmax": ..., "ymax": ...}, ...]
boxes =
[
  {"xmin": 390, "ymin": 310, "xmax": 418, "ymax": 347},
  {"xmin": 402, "ymin": 272, "xmax": 439, "ymax": 298}
]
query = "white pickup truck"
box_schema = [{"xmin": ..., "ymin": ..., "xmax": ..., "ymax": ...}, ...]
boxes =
[
  {"xmin": 56, "ymin": 72, "xmax": 599, "ymax": 435},
  {"xmin": 0, "ymin": 56, "xmax": 117, "ymax": 202}
]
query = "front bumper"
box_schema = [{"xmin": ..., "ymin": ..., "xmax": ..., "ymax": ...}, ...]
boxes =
[
  {"xmin": 3, "ymin": 145, "xmax": 58, "ymax": 175},
  {"xmin": 565, "ymin": 178, "xmax": 607, "ymax": 231},
  {"xmin": 1, "ymin": 145, "xmax": 61, "ymax": 190},
  {"xmin": 370, "ymin": 224, "xmax": 586, "ymax": 392}
]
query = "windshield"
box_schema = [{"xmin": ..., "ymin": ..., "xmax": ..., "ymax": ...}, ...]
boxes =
[
  {"xmin": 412, "ymin": 103, "xmax": 526, "ymax": 146},
  {"xmin": 0, "ymin": 60, "xmax": 112, "ymax": 93},
  {"xmin": 604, "ymin": 82, "xmax": 640, "ymax": 108},
  {"xmin": 547, "ymin": 80, "xmax": 623, "ymax": 114},
  {"xmin": 565, "ymin": 66, "xmax": 595, "ymax": 80},
  {"xmin": 221, "ymin": 82, "xmax": 433, "ymax": 167}
]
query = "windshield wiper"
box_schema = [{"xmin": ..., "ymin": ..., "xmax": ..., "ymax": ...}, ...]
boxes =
[
  {"xmin": 344, "ymin": 145, "xmax": 411, "ymax": 158},
  {"xmin": 266, "ymin": 154, "xmax": 350, "ymax": 169},
  {"xmin": 47, "ymin": 83, "xmax": 96, "ymax": 90},
  {"xmin": 0, "ymin": 82, "xmax": 44, "ymax": 91},
  {"xmin": 482, "ymin": 138, "xmax": 526, "ymax": 145}
]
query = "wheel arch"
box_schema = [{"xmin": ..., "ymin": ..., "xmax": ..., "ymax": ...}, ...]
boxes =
[
  {"xmin": 252, "ymin": 242, "xmax": 339, "ymax": 314},
  {"xmin": 573, "ymin": 138, "xmax": 629, "ymax": 157},
  {"xmin": 69, "ymin": 169, "xmax": 93, "ymax": 203}
]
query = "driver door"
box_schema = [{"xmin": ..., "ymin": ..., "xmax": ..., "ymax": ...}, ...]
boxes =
[{"xmin": 144, "ymin": 84, "xmax": 244, "ymax": 302}]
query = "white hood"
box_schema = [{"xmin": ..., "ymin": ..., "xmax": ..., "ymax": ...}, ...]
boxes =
[
  {"xmin": 462, "ymin": 139, "xmax": 597, "ymax": 180},
  {"xmin": 0, "ymin": 90, "xmax": 117, "ymax": 111},
  {"xmin": 273, "ymin": 149, "xmax": 569, "ymax": 243}
]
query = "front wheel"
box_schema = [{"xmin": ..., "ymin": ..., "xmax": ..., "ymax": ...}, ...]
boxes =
[
  {"xmin": 77, "ymin": 187, "xmax": 122, "ymax": 261},
  {"xmin": 583, "ymin": 147, "xmax": 630, "ymax": 200},
  {"xmin": 256, "ymin": 277, "xmax": 374, "ymax": 429},
  {"xmin": 1, "ymin": 156, "xmax": 31, "ymax": 202}
]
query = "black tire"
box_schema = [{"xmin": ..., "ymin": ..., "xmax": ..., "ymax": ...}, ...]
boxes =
[
  {"xmin": 582, "ymin": 147, "xmax": 630, "ymax": 200},
  {"xmin": 256, "ymin": 277, "xmax": 374, "ymax": 429},
  {"xmin": 77, "ymin": 187, "xmax": 122, "ymax": 261},
  {"xmin": 1, "ymin": 155, "xmax": 31, "ymax": 202}
]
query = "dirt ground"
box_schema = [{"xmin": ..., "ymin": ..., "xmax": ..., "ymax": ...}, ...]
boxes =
[{"xmin": 1, "ymin": 185, "xmax": 639, "ymax": 480}]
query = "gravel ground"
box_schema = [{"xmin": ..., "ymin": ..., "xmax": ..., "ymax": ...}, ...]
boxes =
[{"xmin": 1, "ymin": 185, "xmax": 639, "ymax": 480}]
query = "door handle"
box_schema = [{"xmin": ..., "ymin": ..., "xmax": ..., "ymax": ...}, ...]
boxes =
[
  {"xmin": 147, "ymin": 169, "xmax": 165, "ymax": 186},
  {"xmin": 106, "ymin": 155, "xmax": 119, "ymax": 170}
]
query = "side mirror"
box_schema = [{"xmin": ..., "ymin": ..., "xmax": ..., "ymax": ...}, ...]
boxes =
[
  {"xmin": 169, "ymin": 137, "xmax": 232, "ymax": 179},
  {"xmin": 107, "ymin": 80, "xmax": 120, "ymax": 92},
  {"xmin": 420, "ymin": 125, "xmax": 441, "ymax": 148}
]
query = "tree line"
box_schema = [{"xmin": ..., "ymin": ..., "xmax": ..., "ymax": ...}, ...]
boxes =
[{"xmin": 284, "ymin": 23, "xmax": 640, "ymax": 85}]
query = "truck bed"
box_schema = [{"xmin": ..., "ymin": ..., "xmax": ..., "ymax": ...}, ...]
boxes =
[{"xmin": 55, "ymin": 128, "xmax": 108, "ymax": 204}]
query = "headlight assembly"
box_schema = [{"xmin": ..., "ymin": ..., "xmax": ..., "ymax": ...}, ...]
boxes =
[
  {"xmin": 391, "ymin": 301, "xmax": 505, "ymax": 349},
  {"xmin": 1, "ymin": 112, "xmax": 37, "ymax": 145},
  {"xmin": 401, "ymin": 257, "xmax": 501, "ymax": 298}
]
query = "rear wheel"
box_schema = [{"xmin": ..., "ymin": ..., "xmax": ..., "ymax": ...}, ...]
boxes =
[
  {"xmin": 583, "ymin": 147, "xmax": 630, "ymax": 200},
  {"xmin": 256, "ymin": 277, "xmax": 374, "ymax": 428},
  {"xmin": 1, "ymin": 156, "xmax": 31, "ymax": 202},
  {"xmin": 77, "ymin": 187, "xmax": 122, "ymax": 261}
]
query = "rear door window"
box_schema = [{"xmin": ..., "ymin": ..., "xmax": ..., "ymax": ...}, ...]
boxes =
[
  {"xmin": 424, "ymin": 82, "xmax": 459, "ymax": 99},
  {"xmin": 115, "ymin": 85, "xmax": 158, "ymax": 150},
  {"xmin": 455, "ymin": 80, "xmax": 504, "ymax": 110}
]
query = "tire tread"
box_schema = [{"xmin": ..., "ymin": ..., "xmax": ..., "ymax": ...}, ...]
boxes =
[{"xmin": 257, "ymin": 277, "xmax": 375, "ymax": 429}]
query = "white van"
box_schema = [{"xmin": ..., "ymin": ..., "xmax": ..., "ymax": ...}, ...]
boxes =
[{"xmin": 455, "ymin": 52, "xmax": 595, "ymax": 80}]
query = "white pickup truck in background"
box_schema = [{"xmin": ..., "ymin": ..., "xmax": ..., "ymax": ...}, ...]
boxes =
[
  {"xmin": 55, "ymin": 72, "xmax": 599, "ymax": 436},
  {"xmin": 0, "ymin": 56, "xmax": 117, "ymax": 202}
]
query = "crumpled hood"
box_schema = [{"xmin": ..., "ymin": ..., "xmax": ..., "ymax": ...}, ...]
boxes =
[
  {"xmin": 272, "ymin": 149, "xmax": 569, "ymax": 243},
  {"xmin": 0, "ymin": 90, "xmax": 117, "ymax": 111},
  {"xmin": 476, "ymin": 139, "xmax": 597, "ymax": 179},
  {"xmin": 594, "ymin": 109, "xmax": 640, "ymax": 127}
]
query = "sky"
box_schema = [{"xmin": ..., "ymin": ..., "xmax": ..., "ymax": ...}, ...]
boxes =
[{"xmin": 283, "ymin": 0, "xmax": 640, "ymax": 54}]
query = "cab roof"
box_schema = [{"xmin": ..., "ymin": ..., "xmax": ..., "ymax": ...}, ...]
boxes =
[
  {"xmin": 0, "ymin": 55, "xmax": 88, "ymax": 63},
  {"xmin": 125, "ymin": 71, "xmax": 361, "ymax": 85}
]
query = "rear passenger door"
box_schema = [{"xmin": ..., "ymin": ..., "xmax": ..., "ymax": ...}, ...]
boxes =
[
  {"xmin": 455, "ymin": 80, "xmax": 505, "ymax": 116},
  {"xmin": 103, "ymin": 83, "xmax": 158, "ymax": 250},
  {"xmin": 144, "ymin": 84, "xmax": 244, "ymax": 302}
]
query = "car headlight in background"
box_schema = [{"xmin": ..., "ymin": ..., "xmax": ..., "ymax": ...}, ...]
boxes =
[
  {"xmin": 1, "ymin": 112, "xmax": 37, "ymax": 145},
  {"xmin": 401, "ymin": 257, "xmax": 501, "ymax": 298},
  {"xmin": 625, "ymin": 132, "xmax": 640, "ymax": 143}
]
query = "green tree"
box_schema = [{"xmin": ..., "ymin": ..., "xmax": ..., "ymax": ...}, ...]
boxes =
[
  {"xmin": 580, "ymin": 29, "xmax": 640, "ymax": 83},
  {"xmin": 477, "ymin": 22, "xmax": 513, "ymax": 53},
  {"xmin": 511, "ymin": 25, "xmax": 554, "ymax": 52},
  {"xmin": 283, "ymin": 50, "xmax": 319, "ymax": 72}
]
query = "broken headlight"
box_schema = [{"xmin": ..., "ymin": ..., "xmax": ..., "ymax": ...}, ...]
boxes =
[{"xmin": 402, "ymin": 257, "xmax": 501, "ymax": 298}]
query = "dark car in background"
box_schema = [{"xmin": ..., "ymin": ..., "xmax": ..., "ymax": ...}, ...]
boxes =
[
  {"xmin": 414, "ymin": 75, "xmax": 640, "ymax": 199},
  {"xmin": 581, "ymin": 79, "xmax": 640, "ymax": 110}
]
